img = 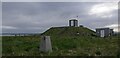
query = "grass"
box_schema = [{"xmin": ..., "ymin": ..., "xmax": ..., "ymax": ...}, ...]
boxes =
[
  {"xmin": 2, "ymin": 27, "xmax": 119, "ymax": 56},
  {"xmin": 2, "ymin": 35, "xmax": 119, "ymax": 56}
]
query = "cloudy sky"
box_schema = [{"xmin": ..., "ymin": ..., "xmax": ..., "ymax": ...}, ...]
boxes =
[
  {"xmin": 1, "ymin": 0, "xmax": 119, "ymax": 2},
  {"xmin": 2, "ymin": 2, "xmax": 119, "ymax": 33}
]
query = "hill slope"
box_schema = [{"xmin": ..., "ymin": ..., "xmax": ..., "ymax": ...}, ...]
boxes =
[{"xmin": 42, "ymin": 26, "xmax": 96, "ymax": 37}]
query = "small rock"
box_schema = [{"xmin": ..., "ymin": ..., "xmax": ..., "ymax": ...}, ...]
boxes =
[{"xmin": 68, "ymin": 50, "xmax": 73, "ymax": 53}]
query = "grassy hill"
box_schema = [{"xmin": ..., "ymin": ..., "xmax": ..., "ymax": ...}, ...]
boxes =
[
  {"xmin": 42, "ymin": 26, "xmax": 96, "ymax": 36},
  {"xmin": 2, "ymin": 27, "xmax": 119, "ymax": 56}
]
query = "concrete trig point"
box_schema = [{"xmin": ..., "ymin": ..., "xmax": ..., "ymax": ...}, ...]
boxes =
[
  {"xmin": 69, "ymin": 19, "xmax": 78, "ymax": 27},
  {"xmin": 39, "ymin": 36, "xmax": 52, "ymax": 52}
]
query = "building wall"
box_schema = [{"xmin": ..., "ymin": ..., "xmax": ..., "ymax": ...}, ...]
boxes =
[
  {"xmin": 96, "ymin": 28, "xmax": 112, "ymax": 37},
  {"xmin": 69, "ymin": 19, "xmax": 78, "ymax": 27}
]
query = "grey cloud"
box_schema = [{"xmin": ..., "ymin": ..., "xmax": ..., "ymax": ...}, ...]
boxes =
[
  {"xmin": 2, "ymin": 0, "xmax": 119, "ymax": 2},
  {"xmin": 2, "ymin": 2, "xmax": 118, "ymax": 33},
  {"xmin": 0, "ymin": 2, "xmax": 2, "ymax": 33}
]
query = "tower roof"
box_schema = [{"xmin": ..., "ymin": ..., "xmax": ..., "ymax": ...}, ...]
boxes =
[{"xmin": 69, "ymin": 18, "xmax": 78, "ymax": 21}]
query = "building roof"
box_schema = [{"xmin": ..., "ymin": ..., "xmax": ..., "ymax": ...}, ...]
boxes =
[
  {"xmin": 69, "ymin": 18, "xmax": 78, "ymax": 21},
  {"xmin": 96, "ymin": 28, "xmax": 110, "ymax": 30}
]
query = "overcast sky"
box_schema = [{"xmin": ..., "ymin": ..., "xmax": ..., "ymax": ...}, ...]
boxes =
[
  {"xmin": 1, "ymin": 0, "xmax": 119, "ymax": 2},
  {"xmin": 2, "ymin": 2, "xmax": 119, "ymax": 33}
]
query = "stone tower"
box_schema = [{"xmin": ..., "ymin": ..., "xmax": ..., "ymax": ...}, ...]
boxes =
[{"xmin": 69, "ymin": 19, "xmax": 78, "ymax": 27}]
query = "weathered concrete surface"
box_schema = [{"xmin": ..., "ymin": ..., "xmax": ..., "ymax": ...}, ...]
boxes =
[{"xmin": 39, "ymin": 36, "xmax": 52, "ymax": 52}]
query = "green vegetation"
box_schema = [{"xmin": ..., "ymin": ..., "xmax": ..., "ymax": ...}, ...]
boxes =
[
  {"xmin": 42, "ymin": 27, "xmax": 96, "ymax": 36},
  {"xmin": 2, "ymin": 27, "xmax": 119, "ymax": 56}
]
